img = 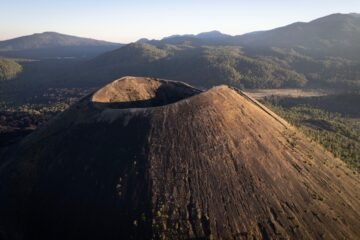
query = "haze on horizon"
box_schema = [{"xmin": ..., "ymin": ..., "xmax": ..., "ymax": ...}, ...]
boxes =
[{"xmin": 1, "ymin": 0, "xmax": 360, "ymax": 43}]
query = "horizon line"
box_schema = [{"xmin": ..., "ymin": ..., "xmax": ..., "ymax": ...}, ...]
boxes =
[{"xmin": 0, "ymin": 12, "xmax": 358, "ymax": 43}]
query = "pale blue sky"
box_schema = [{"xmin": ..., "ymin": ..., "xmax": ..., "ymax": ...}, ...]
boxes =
[{"xmin": 1, "ymin": 0, "xmax": 359, "ymax": 43}]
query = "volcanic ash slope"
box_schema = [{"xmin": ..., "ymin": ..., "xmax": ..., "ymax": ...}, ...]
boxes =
[{"xmin": 0, "ymin": 76, "xmax": 359, "ymax": 239}]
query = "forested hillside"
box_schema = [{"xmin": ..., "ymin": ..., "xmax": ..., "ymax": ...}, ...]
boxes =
[
  {"xmin": 76, "ymin": 41, "xmax": 360, "ymax": 90},
  {"xmin": 264, "ymin": 94, "xmax": 360, "ymax": 170}
]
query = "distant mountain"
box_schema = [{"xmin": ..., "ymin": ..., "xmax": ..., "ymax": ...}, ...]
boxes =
[
  {"xmin": 234, "ymin": 13, "xmax": 360, "ymax": 59},
  {"xmin": 142, "ymin": 31, "xmax": 233, "ymax": 46},
  {"xmin": 196, "ymin": 30, "xmax": 232, "ymax": 40},
  {"xmin": 350, "ymin": 13, "xmax": 360, "ymax": 17},
  {"xmin": 150, "ymin": 13, "xmax": 360, "ymax": 60},
  {"xmin": 0, "ymin": 32, "xmax": 123, "ymax": 59},
  {"xmin": 136, "ymin": 38, "xmax": 151, "ymax": 44},
  {"xmin": 162, "ymin": 30, "xmax": 231, "ymax": 41},
  {"xmin": 0, "ymin": 32, "xmax": 120, "ymax": 50},
  {"xmin": 136, "ymin": 13, "xmax": 360, "ymax": 59},
  {"xmin": 80, "ymin": 43, "xmax": 306, "ymax": 89},
  {"xmin": 2, "ymin": 13, "xmax": 360, "ymax": 91},
  {"xmin": 77, "ymin": 13, "xmax": 360, "ymax": 90}
]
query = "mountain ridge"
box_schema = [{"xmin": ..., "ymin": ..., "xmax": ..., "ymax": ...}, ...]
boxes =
[
  {"xmin": 76, "ymin": 13, "xmax": 360, "ymax": 90},
  {"xmin": 1, "ymin": 13, "xmax": 360, "ymax": 95},
  {"xmin": 0, "ymin": 32, "xmax": 123, "ymax": 59},
  {"xmin": 233, "ymin": 13, "xmax": 360, "ymax": 59},
  {"xmin": 0, "ymin": 31, "xmax": 121, "ymax": 50}
]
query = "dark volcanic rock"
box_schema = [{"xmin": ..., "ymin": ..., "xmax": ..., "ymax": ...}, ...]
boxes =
[{"xmin": 0, "ymin": 76, "xmax": 359, "ymax": 239}]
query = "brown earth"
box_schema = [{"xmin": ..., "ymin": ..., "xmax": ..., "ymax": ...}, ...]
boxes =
[{"xmin": 0, "ymin": 76, "xmax": 359, "ymax": 239}]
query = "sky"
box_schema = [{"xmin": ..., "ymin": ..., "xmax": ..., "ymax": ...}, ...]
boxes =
[{"xmin": 1, "ymin": 0, "xmax": 360, "ymax": 43}]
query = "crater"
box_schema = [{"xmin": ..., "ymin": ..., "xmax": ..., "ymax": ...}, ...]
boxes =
[{"xmin": 91, "ymin": 76, "xmax": 202, "ymax": 109}]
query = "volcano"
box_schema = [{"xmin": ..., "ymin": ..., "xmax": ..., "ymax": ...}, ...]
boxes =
[{"xmin": 0, "ymin": 76, "xmax": 359, "ymax": 239}]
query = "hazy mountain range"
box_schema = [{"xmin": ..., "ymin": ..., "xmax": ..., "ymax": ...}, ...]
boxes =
[
  {"xmin": 0, "ymin": 32, "xmax": 122, "ymax": 59},
  {"xmin": 79, "ymin": 13, "xmax": 360, "ymax": 90},
  {"xmin": 142, "ymin": 13, "xmax": 360, "ymax": 59},
  {"xmin": 1, "ymin": 13, "xmax": 360, "ymax": 92},
  {"xmin": 236, "ymin": 13, "xmax": 360, "ymax": 59}
]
